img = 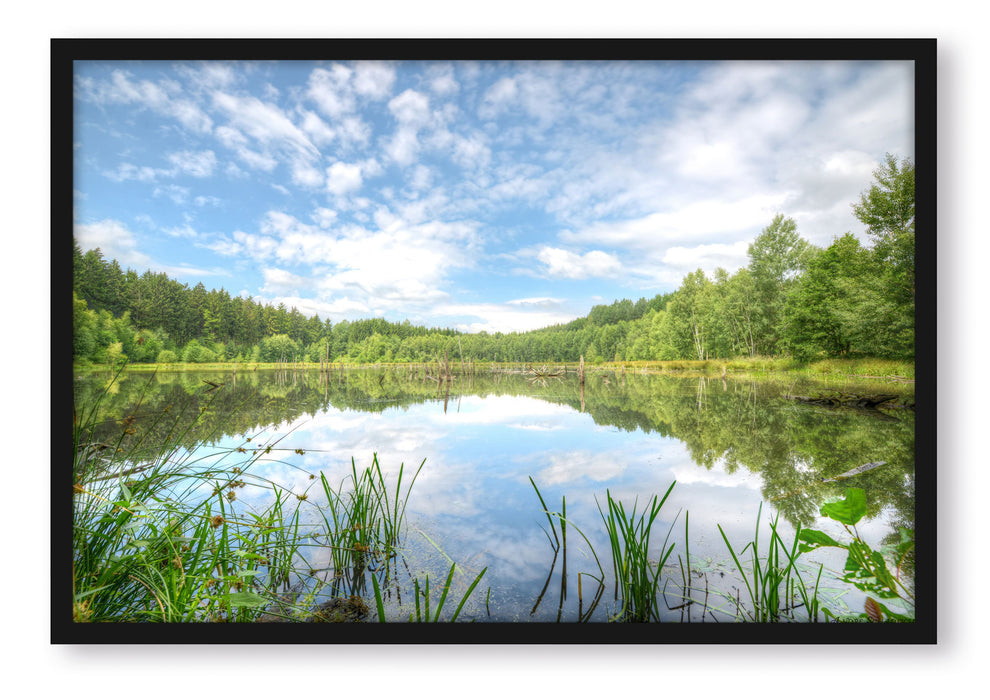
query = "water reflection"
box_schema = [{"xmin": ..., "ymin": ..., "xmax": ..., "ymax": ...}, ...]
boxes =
[{"xmin": 74, "ymin": 368, "xmax": 914, "ymax": 621}]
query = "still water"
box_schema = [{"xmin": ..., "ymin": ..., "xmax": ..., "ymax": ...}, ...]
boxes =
[{"xmin": 74, "ymin": 367, "xmax": 915, "ymax": 622}]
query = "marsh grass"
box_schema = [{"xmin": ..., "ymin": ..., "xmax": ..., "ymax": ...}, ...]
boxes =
[
  {"xmin": 597, "ymin": 484, "xmax": 678, "ymax": 622},
  {"xmin": 313, "ymin": 454, "xmax": 424, "ymax": 596},
  {"xmin": 72, "ymin": 368, "xmax": 451, "ymax": 623},
  {"xmin": 73, "ymin": 371, "xmax": 311, "ymax": 622},
  {"xmin": 716, "ymin": 503, "xmax": 822, "ymax": 622}
]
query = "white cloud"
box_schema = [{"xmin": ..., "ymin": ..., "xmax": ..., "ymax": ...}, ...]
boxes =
[
  {"xmin": 74, "ymin": 219, "xmax": 153, "ymax": 269},
  {"xmin": 312, "ymin": 207, "xmax": 338, "ymax": 228},
  {"xmin": 215, "ymin": 125, "xmax": 278, "ymax": 171},
  {"xmin": 560, "ymin": 194, "xmax": 786, "ymax": 250},
  {"xmin": 326, "ymin": 161, "xmax": 364, "ymax": 196},
  {"xmin": 261, "ymin": 267, "xmax": 310, "ymax": 295},
  {"xmin": 290, "ymin": 157, "xmax": 325, "ymax": 188},
  {"xmin": 298, "ymin": 109, "xmax": 336, "ymax": 146},
  {"xmin": 536, "ymin": 247, "xmax": 621, "ymax": 280},
  {"xmin": 77, "ymin": 69, "xmax": 213, "ymax": 133},
  {"xmin": 656, "ymin": 241, "xmax": 751, "ymax": 282},
  {"xmin": 103, "ymin": 163, "xmax": 169, "ymax": 183},
  {"xmin": 212, "ymin": 90, "xmax": 318, "ymax": 158},
  {"xmin": 479, "ymin": 77, "xmax": 517, "ymax": 119},
  {"xmin": 385, "ymin": 127, "xmax": 421, "ymax": 166},
  {"xmin": 166, "ymin": 150, "xmax": 217, "ymax": 177},
  {"xmin": 163, "ymin": 224, "xmax": 202, "ymax": 239},
  {"xmin": 353, "ymin": 61, "xmax": 396, "ymax": 100},
  {"xmin": 307, "ymin": 64, "xmax": 356, "ymax": 117},
  {"xmin": 384, "ymin": 90, "xmax": 433, "ymax": 166},
  {"xmin": 152, "ymin": 184, "xmax": 190, "ymax": 205},
  {"xmin": 388, "ymin": 89, "xmax": 431, "ymax": 127},
  {"xmin": 427, "ymin": 64, "xmax": 459, "ymax": 96},
  {"xmin": 434, "ymin": 299, "xmax": 577, "ymax": 334}
]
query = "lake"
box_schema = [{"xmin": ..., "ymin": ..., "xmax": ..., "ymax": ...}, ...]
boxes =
[{"xmin": 73, "ymin": 366, "xmax": 915, "ymax": 623}]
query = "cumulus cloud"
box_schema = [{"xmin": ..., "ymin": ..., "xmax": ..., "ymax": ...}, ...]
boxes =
[
  {"xmin": 306, "ymin": 64, "xmax": 356, "ymax": 117},
  {"xmin": 74, "ymin": 219, "xmax": 153, "ymax": 269},
  {"xmin": 261, "ymin": 267, "xmax": 311, "ymax": 295},
  {"xmin": 536, "ymin": 247, "xmax": 621, "ymax": 280},
  {"xmin": 353, "ymin": 61, "xmax": 396, "ymax": 100},
  {"xmin": 326, "ymin": 161, "xmax": 365, "ymax": 196},
  {"xmin": 388, "ymin": 89, "xmax": 431, "ymax": 127},
  {"xmin": 427, "ymin": 64, "xmax": 459, "ymax": 96},
  {"xmin": 479, "ymin": 77, "xmax": 517, "ymax": 119},
  {"xmin": 434, "ymin": 300, "xmax": 577, "ymax": 334}
]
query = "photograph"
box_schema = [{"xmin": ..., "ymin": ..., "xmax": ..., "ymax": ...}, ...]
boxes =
[{"xmin": 57, "ymin": 39, "xmax": 934, "ymax": 644}]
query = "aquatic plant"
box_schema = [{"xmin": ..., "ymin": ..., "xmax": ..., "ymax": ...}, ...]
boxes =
[
  {"xmin": 798, "ymin": 487, "xmax": 915, "ymax": 622},
  {"xmin": 72, "ymin": 369, "xmax": 431, "ymax": 623},
  {"xmin": 716, "ymin": 503, "xmax": 822, "ymax": 622},
  {"xmin": 370, "ymin": 562, "xmax": 488, "ymax": 623},
  {"xmin": 72, "ymin": 370, "xmax": 312, "ymax": 622},
  {"xmin": 597, "ymin": 484, "xmax": 678, "ymax": 622}
]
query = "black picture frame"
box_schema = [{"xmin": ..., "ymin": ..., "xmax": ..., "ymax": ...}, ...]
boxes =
[{"xmin": 54, "ymin": 37, "xmax": 936, "ymax": 645}]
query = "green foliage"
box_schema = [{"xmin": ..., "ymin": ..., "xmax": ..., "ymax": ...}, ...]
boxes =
[
  {"xmin": 798, "ymin": 487, "xmax": 915, "ymax": 622},
  {"xmin": 717, "ymin": 504, "xmax": 820, "ymax": 622},
  {"xmin": 72, "ymin": 155, "xmax": 914, "ymax": 366}
]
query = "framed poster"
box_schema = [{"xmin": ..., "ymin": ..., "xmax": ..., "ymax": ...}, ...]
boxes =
[{"xmin": 55, "ymin": 38, "xmax": 935, "ymax": 644}]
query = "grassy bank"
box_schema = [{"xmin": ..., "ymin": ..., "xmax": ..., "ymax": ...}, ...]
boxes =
[{"xmin": 75, "ymin": 355, "xmax": 914, "ymax": 383}]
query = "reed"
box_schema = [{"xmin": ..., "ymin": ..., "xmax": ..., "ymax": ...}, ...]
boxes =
[
  {"xmin": 72, "ymin": 371, "xmax": 315, "ymax": 622},
  {"xmin": 597, "ymin": 483, "xmax": 678, "ymax": 622},
  {"xmin": 716, "ymin": 503, "xmax": 820, "ymax": 622},
  {"xmin": 73, "ymin": 369, "xmax": 430, "ymax": 623}
]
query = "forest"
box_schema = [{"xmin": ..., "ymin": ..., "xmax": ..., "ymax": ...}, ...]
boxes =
[{"xmin": 72, "ymin": 154, "xmax": 915, "ymax": 368}]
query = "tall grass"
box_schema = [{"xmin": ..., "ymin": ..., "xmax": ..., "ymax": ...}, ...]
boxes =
[
  {"xmin": 72, "ymin": 369, "xmax": 446, "ymax": 623},
  {"xmin": 314, "ymin": 454, "xmax": 424, "ymax": 595},
  {"xmin": 597, "ymin": 484, "xmax": 678, "ymax": 622},
  {"xmin": 73, "ymin": 370, "xmax": 313, "ymax": 622},
  {"xmin": 716, "ymin": 503, "xmax": 822, "ymax": 622}
]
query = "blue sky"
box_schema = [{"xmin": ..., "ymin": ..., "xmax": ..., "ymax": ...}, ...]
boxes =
[{"xmin": 72, "ymin": 59, "xmax": 914, "ymax": 333}]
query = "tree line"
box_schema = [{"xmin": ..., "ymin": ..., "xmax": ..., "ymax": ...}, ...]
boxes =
[{"xmin": 72, "ymin": 154, "xmax": 914, "ymax": 367}]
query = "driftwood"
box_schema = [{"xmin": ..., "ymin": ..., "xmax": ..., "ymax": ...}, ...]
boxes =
[{"xmin": 784, "ymin": 393, "xmax": 899, "ymax": 408}]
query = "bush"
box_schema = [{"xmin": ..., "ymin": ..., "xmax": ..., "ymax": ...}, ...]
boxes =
[{"xmin": 156, "ymin": 350, "xmax": 177, "ymax": 364}]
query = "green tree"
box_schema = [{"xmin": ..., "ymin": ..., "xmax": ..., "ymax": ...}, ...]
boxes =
[
  {"xmin": 747, "ymin": 215, "xmax": 814, "ymax": 355},
  {"xmin": 850, "ymin": 154, "xmax": 915, "ymax": 357},
  {"xmin": 73, "ymin": 292, "xmax": 98, "ymax": 362},
  {"xmin": 783, "ymin": 234, "xmax": 868, "ymax": 359}
]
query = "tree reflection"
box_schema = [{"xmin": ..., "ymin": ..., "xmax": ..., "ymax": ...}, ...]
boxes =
[{"xmin": 75, "ymin": 368, "xmax": 914, "ymax": 534}]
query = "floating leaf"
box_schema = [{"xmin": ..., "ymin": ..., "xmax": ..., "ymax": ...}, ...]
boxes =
[
  {"xmin": 820, "ymin": 488, "xmax": 867, "ymax": 525},
  {"xmin": 228, "ymin": 591, "xmax": 268, "ymax": 608}
]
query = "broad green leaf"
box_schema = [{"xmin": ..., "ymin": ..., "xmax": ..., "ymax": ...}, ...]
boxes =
[
  {"xmin": 820, "ymin": 487, "xmax": 867, "ymax": 525},
  {"xmin": 234, "ymin": 569, "xmax": 260, "ymax": 578},
  {"xmin": 796, "ymin": 529, "xmax": 842, "ymax": 553},
  {"xmin": 841, "ymin": 541, "xmax": 900, "ymax": 598},
  {"xmin": 228, "ymin": 591, "xmax": 269, "ymax": 607}
]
